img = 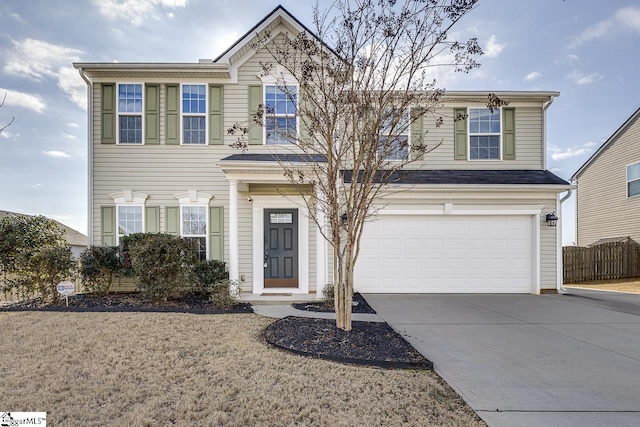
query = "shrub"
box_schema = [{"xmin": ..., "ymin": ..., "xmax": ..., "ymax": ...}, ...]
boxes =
[
  {"xmin": 192, "ymin": 260, "xmax": 229, "ymax": 295},
  {"xmin": 209, "ymin": 279, "xmax": 239, "ymax": 309},
  {"xmin": 79, "ymin": 246, "xmax": 121, "ymax": 296},
  {"xmin": 126, "ymin": 233, "xmax": 196, "ymax": 301},
  {"xmin": 30, "ymin": 245, "xmax": 76, "ymax": 303},
  {"xmin": 323, "ymin": 283, "xmax": 335, "ymax": 306}
]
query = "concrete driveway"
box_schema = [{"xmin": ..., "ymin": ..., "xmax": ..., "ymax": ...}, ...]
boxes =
[{"xmin": 364, "ymin": 289, "xmax": 640, "ymax": 427}]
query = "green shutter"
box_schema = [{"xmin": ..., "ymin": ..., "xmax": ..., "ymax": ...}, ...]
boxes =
[
  {"xmin": 145, "ymin": 206, "xmax": 160, "ymax": 233},
  {"xmin": 454, "ymin": 107, "xmax": 467, "ymax": 160},
  {"xmin": 145, "ymin": 84, "xmax": 160, "ymax": 144},
  {"xmin": 166, "ymin": 84, "xmax": 180, "ymax": 145},
  {"xmin": 410, "ymin": 108, "xmax": 424, "ymax": 161},
  {"xmin": 209, "ymin": 206, "xmax": 224, "ymax": 261},
  {"xmin": 101, "ymin": 83, "xmax": 116, "ymax": 144},
  {"xmin": 248, "ymin": 85, "xmax": 263, "ymax": 145},
  {"xmin": 165, "ymin": 206, "xmax": 180, "ymax": 235},
  {"xmin": 101, "ymin": 206, "xmax": 116, "ymax": 246},
  {"xmin": 502, "ymin": 107, "xmax": 516, "ymax": 160},
  {"xmin": 209, "ymin": 85, "xmax": 224, "ymax": 145}
]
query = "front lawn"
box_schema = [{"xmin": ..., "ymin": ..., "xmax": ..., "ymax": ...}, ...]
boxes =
[{"xmin": 0, "ymin": 312, "xmax": 484, "ymax": 426}]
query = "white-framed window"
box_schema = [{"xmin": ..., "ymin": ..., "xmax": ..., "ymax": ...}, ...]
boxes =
[
  {"xmin": 377, "ymin": 108, "xmax": 410, "ymax": 161},
  {"xmin": 469, "ymin": 107, "xmax": 501, "ymax": 160},
  {"xmin": 181, "ymin": 205, "xmax": 207, "ymax": 261},
  {"xmin": 117, "ymin": 205, "xmax": 143, "ymax": 244},
  {"xmin": 117, "ymin": 83, "xmax": 143, "ymax": 144},
  {"xmin": 181, "ymin": 84, "xmax": 207, "ymax": 145},
  {"xmin": 627, "ymin": 162, "xmax": 640, "ymax": 197},
  {"xmin": 265, "ymin": 85, "xmax": 298, "ymax": 145}
]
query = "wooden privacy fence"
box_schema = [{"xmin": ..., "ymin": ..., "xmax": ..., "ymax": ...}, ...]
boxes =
[{"xmin": 563, "ymin": 241, "xmax": 640, "ymax": 283}]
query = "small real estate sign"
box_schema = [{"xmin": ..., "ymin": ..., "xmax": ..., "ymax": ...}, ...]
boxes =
[{"xmin": 56, "ymin": 281, "xmax": 75, "ymax": 307}]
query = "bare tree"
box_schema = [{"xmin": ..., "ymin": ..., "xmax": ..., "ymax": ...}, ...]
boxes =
[
  {"xmin": 230, "ymin": 0, "xmax": 493, "ymax": 331},
  {"xmin": 0, "ymin": 91, "xmax": 15, "ymax": 135}
]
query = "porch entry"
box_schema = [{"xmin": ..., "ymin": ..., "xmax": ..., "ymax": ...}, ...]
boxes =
[{"xmin": 264, "ymin": 209, "xmax": 299, "ymax": 288}]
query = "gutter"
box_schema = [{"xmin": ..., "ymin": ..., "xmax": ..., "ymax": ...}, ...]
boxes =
[
  {"xmin": 542, "ymin": 95, "xmax": 557, "ymax": 171},
  {"xmin": 77, "ymin": 67, "xmax": 93, "ymax": 246},
  {"xmin": 557, "ymin": 188, "xmax": 573, "ymax": 293}
]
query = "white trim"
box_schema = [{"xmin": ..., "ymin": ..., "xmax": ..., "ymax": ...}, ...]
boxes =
[
  {"xmin": 179, "ymin": 205, "xmax": 209, "ymax": 260},
  {"xmin": 173, "ymin": 190, "xmax": 213, "ymax": 205},
  {"xmin": 251, "ymin": 195, "xmax": 309, "ymax": 295},
  {"xmin": 116, "ymin": 82, "xmax": 145, "ymax": 145},
  {"xmin": 533, "ymin": 213, "xmax": 541, "ymax": 294},
  {"xmin": 262, "ymin": 83, "xmax": 299, "ymax": 146},
  {"xmin": 179, "ymin": 83, "xmax": 209, "ymax": 146},
  {"xmin": 229, "ymin": 180, "xmax": 239, "ymax": 282},
  {"xmin": 109, "ymin": 190, "xmax": 148, "ymax": 205},
  {"xmin": 115, "ymin": 204, "xmax": 145, "ymax": 246},
  {"xmin": 625, "ymin": 160, "xmax": 640, "ymax": 198}
]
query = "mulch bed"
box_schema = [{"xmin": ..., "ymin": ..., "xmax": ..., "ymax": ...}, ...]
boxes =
[
  {"xmin": 292, "ymin": 292, "xmax": 376, "ymax": 314},
  {"xmin": 264, "ymin": 316, "xmax": 433, "ymax": 370},
  {"xmin": 0, "ymin": 293, "xmax": 253, "ymax": 314}
]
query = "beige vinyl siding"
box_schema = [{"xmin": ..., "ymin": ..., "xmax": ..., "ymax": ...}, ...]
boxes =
[
  {"xmin": 420, "ymin": 105, "xmax": 544, "ymax": 169},
  {"xmin": 576, "ymin": 115, "xmax": 640, "ymax": 246}
]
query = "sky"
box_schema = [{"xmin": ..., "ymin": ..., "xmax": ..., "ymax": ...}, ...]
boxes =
[{"xmin": 1, "ymin": 0, "xmax": 639, "ymax": 245}]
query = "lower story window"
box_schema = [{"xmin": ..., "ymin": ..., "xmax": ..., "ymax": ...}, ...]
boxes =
[
  {"xmin": 117, "ymin": 205, "xmax": 143, "ymax": 242},
  {"xmin": 182, "ymin": 206, "xmax": 207, "ymax": 261},
  {"xmin": 627, "ymin": 162, "xmax": 640, "ymax": 197}
]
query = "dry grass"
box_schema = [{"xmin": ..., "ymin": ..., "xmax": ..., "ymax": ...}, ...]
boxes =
[
  {"xmin": 565, "ymin": 277, "xmax": 640, "ymax": 294},
  {"xmin": 0, "ymin": 312, "xmax": 484, "ymax": 426}
]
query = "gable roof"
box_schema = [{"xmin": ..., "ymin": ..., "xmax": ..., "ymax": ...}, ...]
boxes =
[
  {"xmin": 213, "ymin": 5, "xmax": 316, "ymax": 65},
  {"xmin": 572, "ymin": 107, "xmax": 640, "ymax": 180},
  {"xmin": 0, "ymin": 210, "xmax": 87, "ymax": 247}
]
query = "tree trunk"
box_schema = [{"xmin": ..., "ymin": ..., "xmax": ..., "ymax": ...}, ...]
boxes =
[{"xmin": 334, "ymin": 239, "xmax": 354, "ymax": 331}]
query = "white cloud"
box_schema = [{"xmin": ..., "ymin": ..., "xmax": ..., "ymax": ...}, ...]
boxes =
[
  {"xmin": 68, "ymin": 122, "xmax": 80, "ymax": 128},
  {"xmin": 0, "ymin": 87, "xmax": 46, "ymax": 113},
  {"xmin": 57, "ymin": 66, "xmax": 87, "ymax": 110},
  {"xmin": 3, "ymin": 39, "xmax": 82, "ymax": 82},
  {"xmin": 32, "ymin": 183, "xmax": 42, "ymax": 189},
  {"xmin": 167, "ymin": 12, "xmax": 175, "ymax": 19},
  {"xmin": 524, "ymin": 71, "xmax": 541, "ymax": 81},
  {"xmin": 43, "ymin": 150, "xmax": 71, "ymax": 158},
  {"xmin": 94, "ymin": 0, "xmax": 187, "ymax": 26},
  {"xmin": 549, "ymin": 141, "xmax": 596, "ymax": 161},
  {"xmin": 62, "ymin": 133, "xmax": 78, "ymax": 140},
  {"xmin": 570, "ymin": 6, "xmax": 640, "ymax": 48},
  {"xmin": 0, "ymin": 130, "xmax": 20, "ymax": 140},
  {"xmin": 567, "ymin": 70, "xmax": 603, "ymax": 85},
  {"xmin": 484, "ymin": 35, "xmax": 505, "ymax": 58}
]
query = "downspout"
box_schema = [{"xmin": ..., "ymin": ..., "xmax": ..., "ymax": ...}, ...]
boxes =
[
  {"xmin": 78, "ymin": 67, "xmax": 93, "ymax": 246},
  {"xmin": 557, "ymin": 188, "xmax": 573, "ymax": 293},
  {"xmin": 542, "ymin": 95, "xmax": 556, "ymax": 171}
]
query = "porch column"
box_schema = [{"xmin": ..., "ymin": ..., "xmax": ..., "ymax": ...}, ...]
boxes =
[
  {"xmin": 315, "ymin": 203, "xmax": 327, "ymax": 299},
  {"xmin": 229, "ymin": 180, "xmax": 239, "ymax": 283}
]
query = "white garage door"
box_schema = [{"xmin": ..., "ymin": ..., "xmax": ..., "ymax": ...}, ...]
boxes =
[{"xmin": 355, "ymin": 215, "xmax": 534, "ymax": 293}]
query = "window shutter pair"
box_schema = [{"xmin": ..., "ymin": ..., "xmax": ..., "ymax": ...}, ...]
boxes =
[
  {"xmin": 453, "ymin": 107, "xmax": 516, "ymax": 160},
  {"xmin": 100, "ymin": 206, "xmax": 160, "ymax": 245},
  {"xmin": 164, "ymin": 206, "xmax": 224, "ymax": 261},
  {"xmin": 101, "ymin": 83, "xmax": 223, "ymax": 145}
]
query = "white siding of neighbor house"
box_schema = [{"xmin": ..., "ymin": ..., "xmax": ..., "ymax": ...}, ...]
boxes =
[
  {"xmin": 576, "ymin": 114, "xmax": 640, "ymax": 246},
  {"xmin": 90, "ymin": 24, "xmax": 558, "ymax": 294}
]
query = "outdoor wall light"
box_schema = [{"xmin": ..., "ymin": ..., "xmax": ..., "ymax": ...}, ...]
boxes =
[
  {"xmin": 545, "ymin": 212, "xmax": 559, "ymax": 227},
  {"xmin": 341, "ymin": 212, "xmax": 348, "ymax": 225}
]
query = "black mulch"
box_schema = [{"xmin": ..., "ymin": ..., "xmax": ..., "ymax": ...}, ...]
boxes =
[
  {"xmin": 264, "ymin": 316, "xmax": 433, "ymax": 370},
  {"xmin": 0, "ymin": 293, "xmax": 253, "ymax": 314},
  {"xmin": 292, "ymin": 292, "xmax": 376, "ymax": 314}
]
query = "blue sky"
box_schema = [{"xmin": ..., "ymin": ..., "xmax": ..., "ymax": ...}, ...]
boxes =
[{"xmin": 1, "ymin": 0, "xmax": 639, "ymax": 245}]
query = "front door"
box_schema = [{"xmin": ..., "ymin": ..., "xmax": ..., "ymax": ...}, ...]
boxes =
[{"xmin": 264, "ymin": 209, "xmax": 299, "ymax": 288}]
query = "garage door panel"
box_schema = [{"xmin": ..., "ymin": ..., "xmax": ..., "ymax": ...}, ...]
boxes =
[{"xmin": 355, "ymin": 215, "xmax": 534, "ymax": 293}]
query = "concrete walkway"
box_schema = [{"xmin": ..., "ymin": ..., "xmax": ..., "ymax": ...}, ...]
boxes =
[
  {"xmin": 251, "ymin": 303, "xmax": 384, "ymax": 322},
  {"xmin": 364, "ymin": 289, "xmax": 640, "ymax": 427}
]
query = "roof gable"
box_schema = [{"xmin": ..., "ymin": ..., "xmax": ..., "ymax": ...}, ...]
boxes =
[{"xmin": 572, "ymin": 107, "xmax": 640, "ymax": 180}]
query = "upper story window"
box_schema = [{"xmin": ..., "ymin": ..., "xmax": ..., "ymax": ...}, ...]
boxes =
[
  {"xmin": 469, "ymin": 108, "xmax": 501, "ymax": 160},
  {"xmin": 118, "ymin": 84, "xmax": 143, "ymax": 144},
  {"xmin": 182, "ymin": 84, "xmax": 207, "ymax": 144},
  {"xmin": 627, "ymin": 162, "xmax": 640, "ymax": 197},
  {"xmin": 377, "ymin": 108, "xmax": 409, "ymax": 161},
  {"xmin": 117, "ymin": 205, "xmax": 143, "ymax": 244},
  {"xmin": 265, "ymin": 85, "xmax": 297, "ymax": 145},
  {"xmin": 181, "ymin": 205, "xmax": 207, "ymax": 261}
]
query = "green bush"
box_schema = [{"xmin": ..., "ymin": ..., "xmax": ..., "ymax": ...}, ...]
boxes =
[
  {"xmin": 126, "ymin": 233, "xmax": 196, "ymax": 301},
  {"xmin": 30, "ymin": 245, "xmax": 76, "ymax": 303},
  {"xmin": 192, "ymin": 260, "xmax": 229, "ymax": 295},
  {"xmin": 79, "ymin": 246, "xmax": 121, "ymax": 296},
  {"xmin": 323, "ymin": 283, "xmax": 335, "ymax": 306}
]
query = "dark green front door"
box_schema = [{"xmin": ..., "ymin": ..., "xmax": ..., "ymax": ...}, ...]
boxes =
[{"xmin": 264, "ymin": 209, "xmax": 298, "ymax": 288}]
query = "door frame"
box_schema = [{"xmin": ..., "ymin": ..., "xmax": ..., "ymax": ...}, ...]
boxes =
[{"xmin": 252, "ymin": 195, "xmax": 309, "ymax": 294}]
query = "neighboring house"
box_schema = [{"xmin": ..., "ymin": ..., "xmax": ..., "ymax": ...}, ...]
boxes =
[
  {"xmin": 0, "ymin": 210, "xmax": 87, "ymax": 257},
  {"xmin": 572, "ymin": 107, "xmax": 640, "ymax": 246},
  {"xmin": 74, "ymin": 6, "xmax": 571, "ymax": 296}
]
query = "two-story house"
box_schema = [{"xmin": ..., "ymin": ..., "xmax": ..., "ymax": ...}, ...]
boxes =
[{"xmin": 74, "ymin": 6, "xmax": 571, "ymax": 296}]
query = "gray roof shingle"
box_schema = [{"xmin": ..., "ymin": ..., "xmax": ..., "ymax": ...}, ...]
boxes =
[{"xmin": 342, "ymin": 170, "xmax": 570, "ymax": 185}]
